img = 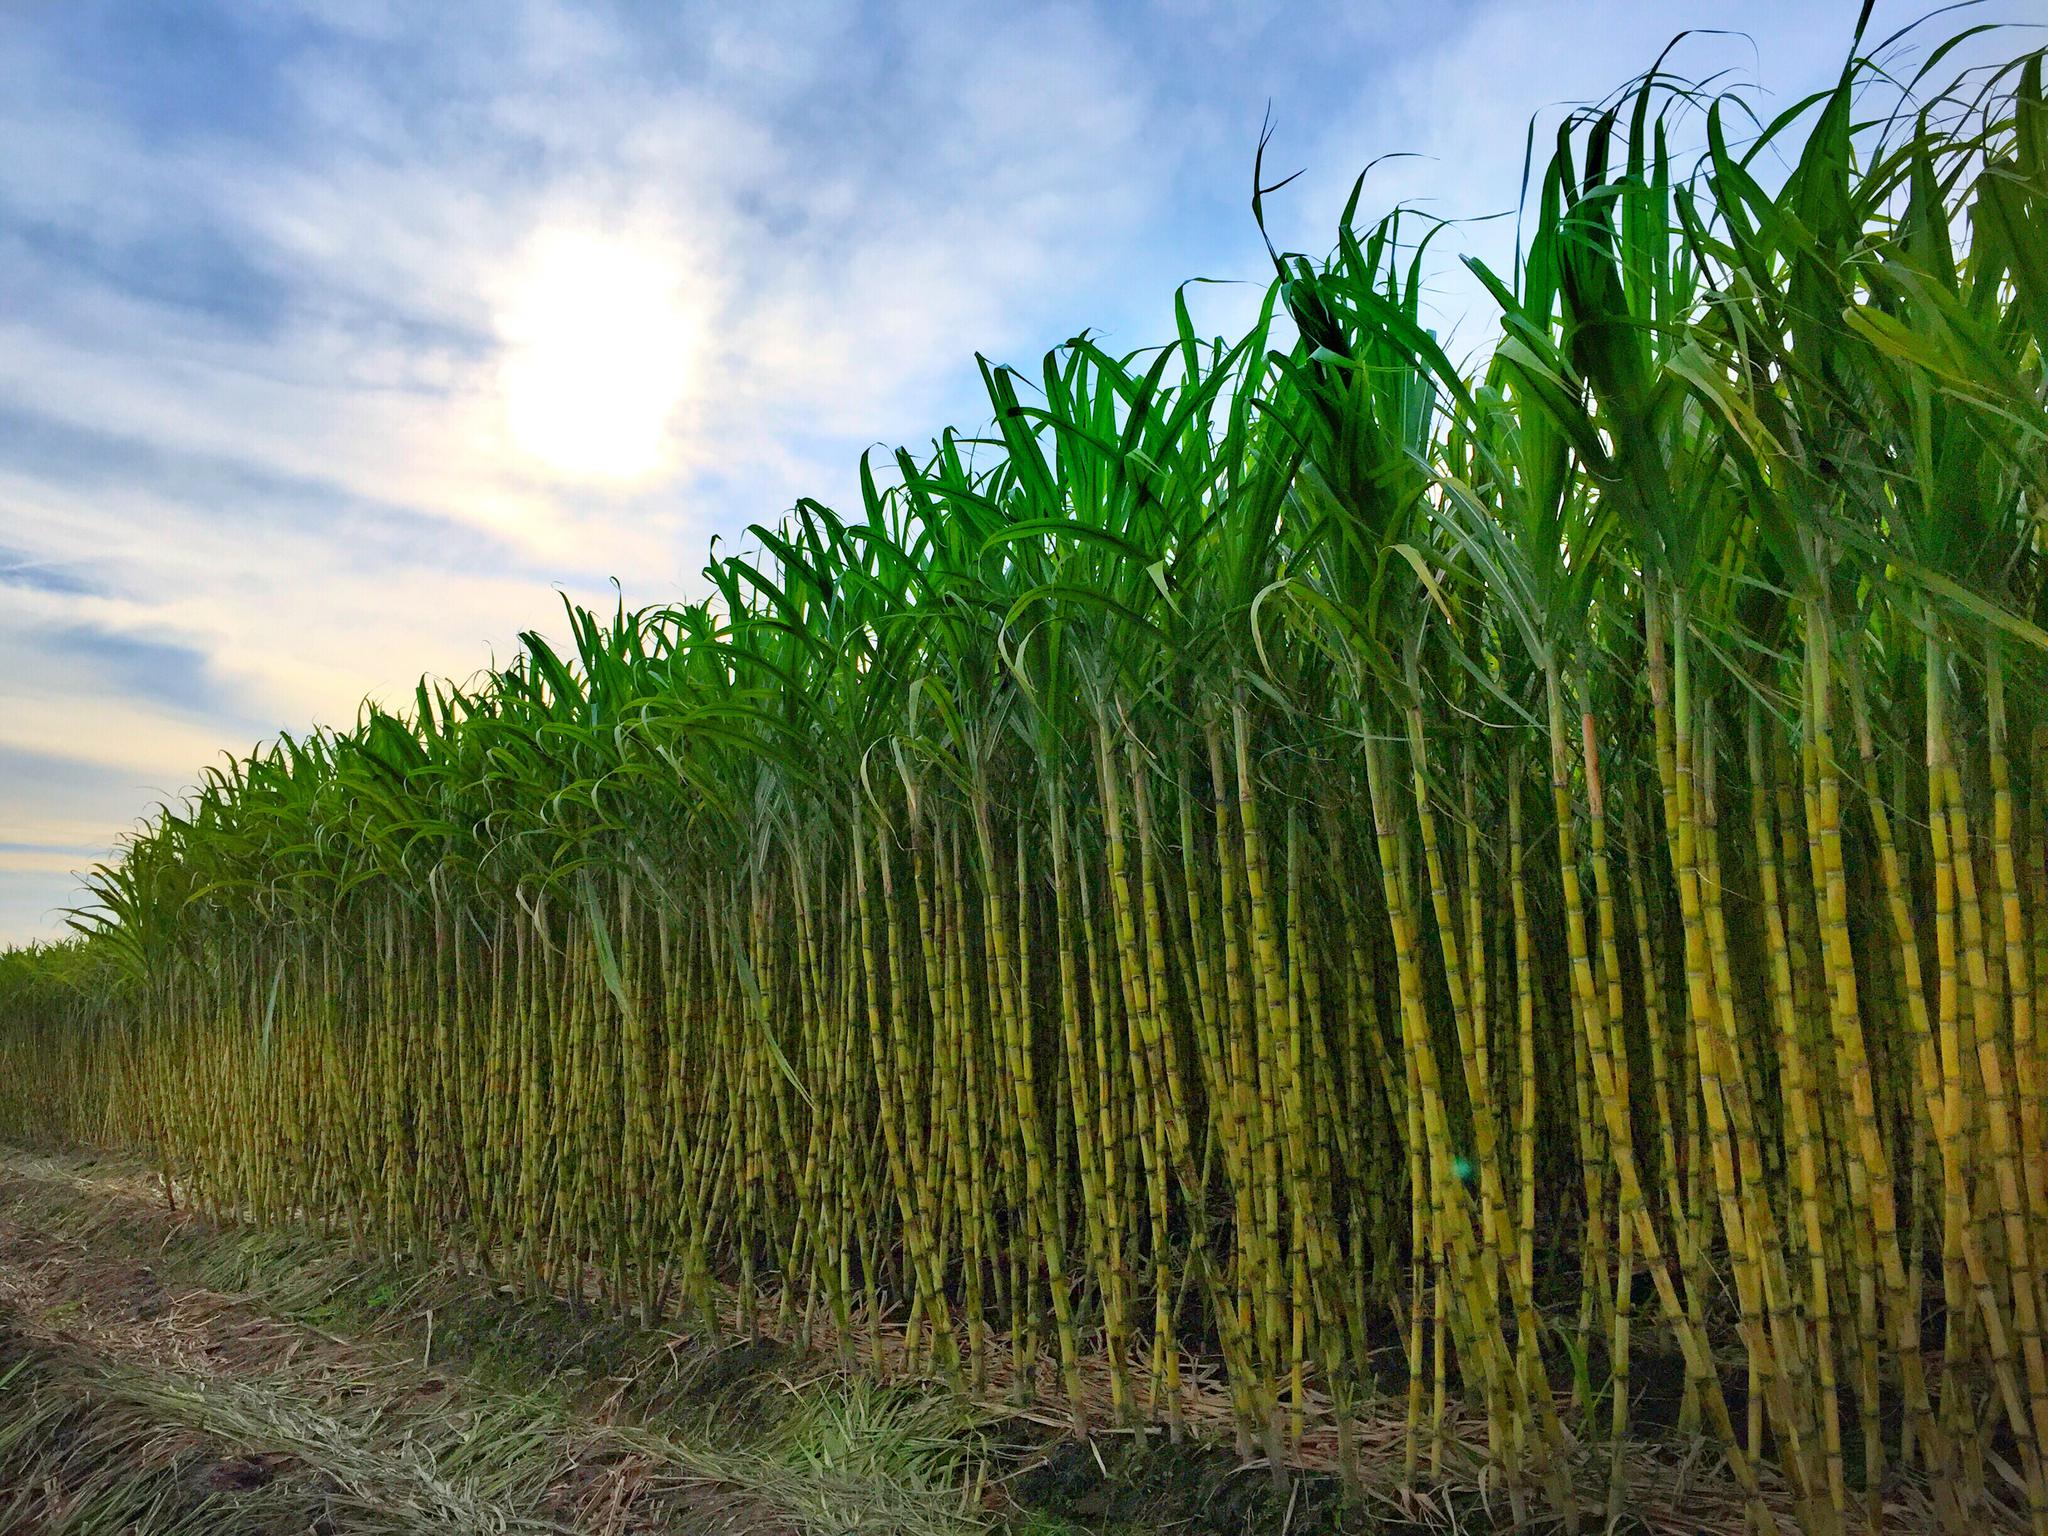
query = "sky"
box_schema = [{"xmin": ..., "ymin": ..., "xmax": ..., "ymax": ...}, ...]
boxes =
[{"xmin": 0, "ymin": 0, "xmax": 2032, "ymax": 943}]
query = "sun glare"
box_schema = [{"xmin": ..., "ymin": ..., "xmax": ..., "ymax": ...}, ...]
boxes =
[{"xmin": 497, "ymin": 228, "xmax": 694, "ymax": 483}]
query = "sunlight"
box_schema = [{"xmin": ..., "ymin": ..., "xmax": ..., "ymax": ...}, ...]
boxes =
[{"xmin": 497, "ymin": 227, "xmax": 695, "ymax": 483}]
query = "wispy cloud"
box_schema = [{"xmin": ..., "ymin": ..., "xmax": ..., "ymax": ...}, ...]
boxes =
[
  {"xmin": 0, "ymin": 0, "xmax": 1180, "ymax": 939},
  {"xmin": 0, "ymin": 0, "xmax": 2029, "ymax": 941}
]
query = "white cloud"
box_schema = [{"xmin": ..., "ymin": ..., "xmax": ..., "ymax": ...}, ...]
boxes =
[
  {"xmin": 0, "ymin": 0, "xmax": 1166, "ymax": 939},
  {"xmin": 0, "ymin": 849, "xmax": 106, "ymax": 876},
  {"xmin": 0, "ymin": 0, "xmax": 2032, "ymax": 941}
]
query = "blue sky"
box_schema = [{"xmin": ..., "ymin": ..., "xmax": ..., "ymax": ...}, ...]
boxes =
[{"xmin": 0, "ymin": 0, "xmax": 2028, "ymax": 941}]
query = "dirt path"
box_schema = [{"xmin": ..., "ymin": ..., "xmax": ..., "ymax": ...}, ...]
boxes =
[
  {"xmin": 4, "ymin": 1147, "xmax": 1911, "ymax": 1536},
  {"xmin": 0, "ymin": 1150, "xmax": 991, "ymax": 1535}
]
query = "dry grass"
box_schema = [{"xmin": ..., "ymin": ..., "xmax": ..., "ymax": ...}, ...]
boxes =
[
  {"xmin": 0, "ymin": 1150, "xmax": 990, "ymax": 1535},
  {"xmin": 0, "ymin": 1146, "xmax": 1914, "ymax": 1533}
]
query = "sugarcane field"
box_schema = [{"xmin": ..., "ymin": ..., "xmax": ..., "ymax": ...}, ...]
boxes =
[{"xmin": 4, "ymin": 4, "xmax": 2048, "ymax": 1532}]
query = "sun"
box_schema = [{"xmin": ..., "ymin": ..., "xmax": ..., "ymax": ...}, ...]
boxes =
[{"xmin": 497, "ymin": 228, "xmax": 695, "ymax": 484}]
